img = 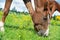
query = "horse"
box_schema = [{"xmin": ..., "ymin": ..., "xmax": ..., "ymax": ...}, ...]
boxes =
[
  {"xmin": 0, "ymin": 0, "xmax": 60, "ymax": 36},
  {"xmin": 47, "ymin": 0, "xmax": 60, "ymax": 18}
]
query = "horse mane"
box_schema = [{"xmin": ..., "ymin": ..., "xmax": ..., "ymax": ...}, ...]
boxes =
[{"xmin": 54, "ymin": 1, "xmax": 60, "ymax": 12}]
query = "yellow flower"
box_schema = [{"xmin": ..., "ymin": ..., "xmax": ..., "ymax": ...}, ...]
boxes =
[{"xmin": 56, "ymin": 16, "xmax": 60, "ymax": 20}]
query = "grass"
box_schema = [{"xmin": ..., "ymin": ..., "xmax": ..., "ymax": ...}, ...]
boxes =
[{"xmin": 0, "ymin": 11, "xmax": 60, "ymax": 40}]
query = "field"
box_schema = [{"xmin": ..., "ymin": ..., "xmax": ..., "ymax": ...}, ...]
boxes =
[{"xmin": 0, "ymin": 11, "xmax": 60, "ymax": 40}]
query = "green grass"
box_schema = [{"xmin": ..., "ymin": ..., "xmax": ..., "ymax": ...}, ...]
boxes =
[{"xmin": 0, "ymin": 11, "xmax": 60, "ymax": 40}]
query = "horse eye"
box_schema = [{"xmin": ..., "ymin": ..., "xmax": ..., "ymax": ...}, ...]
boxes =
[{"xmin": 43, "ymin": 17, "xmax": 47, "ymax": 20}]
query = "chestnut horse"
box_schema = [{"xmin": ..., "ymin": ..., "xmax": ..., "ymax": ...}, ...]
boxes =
[
  {"xmin": 47, "ymin": 0, "xmax": 60, "ymax": 18},
  {"xmin": 0, "ymin": 0, "xmax": 60, "ymax": 36}
]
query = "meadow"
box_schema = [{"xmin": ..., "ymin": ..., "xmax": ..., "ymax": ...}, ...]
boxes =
[{"xmin": 0, "ymin": 11, "xmax": 60, "ymax": 40}]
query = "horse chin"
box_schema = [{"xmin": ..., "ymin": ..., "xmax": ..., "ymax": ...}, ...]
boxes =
[
  {"xmin": 37, "ymin": 27, "xmax": 49, "ymax": 36},
  {"xmin": 0, "ymin": 21, "xmax": 4, "ymax": 32}
]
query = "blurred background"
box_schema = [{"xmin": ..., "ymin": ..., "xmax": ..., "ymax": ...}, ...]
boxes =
[{"xmin": 0, "ymin": 0, "xmax": 60, "ymax": 40}]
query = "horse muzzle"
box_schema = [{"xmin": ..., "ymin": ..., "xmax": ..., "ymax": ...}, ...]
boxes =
[
  {"xmin": 34, "ymin": 23, "xmax": 49, "ymax": 37},
  {"xmin": 37, "ymin": 27, "xmax": 49, "ymax": 36}
]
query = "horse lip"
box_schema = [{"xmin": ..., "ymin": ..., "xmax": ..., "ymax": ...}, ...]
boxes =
[{"xmin": 37, "ymin": 30, "xmax": 45, "ymax": 36}]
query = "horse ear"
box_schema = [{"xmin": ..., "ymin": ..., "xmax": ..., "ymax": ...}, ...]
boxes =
[{"xmin": 23, "ymin": 0, "xmax": 35, "ymax": 16}]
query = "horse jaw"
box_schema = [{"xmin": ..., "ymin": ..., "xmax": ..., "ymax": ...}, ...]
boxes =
[{"xmin": 0, "ymin": 21, "xmax": 4, "ymax": 32}]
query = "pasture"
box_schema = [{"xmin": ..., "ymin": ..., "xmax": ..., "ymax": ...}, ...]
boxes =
[{"xmin": 0, "ymin": 11, "xmax": 60, "ymax": 40}]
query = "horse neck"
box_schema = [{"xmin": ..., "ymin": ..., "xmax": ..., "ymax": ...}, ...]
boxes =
[{"xmin": 55, "ymin": 1, "xmax": 60, "ymax": 12}]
